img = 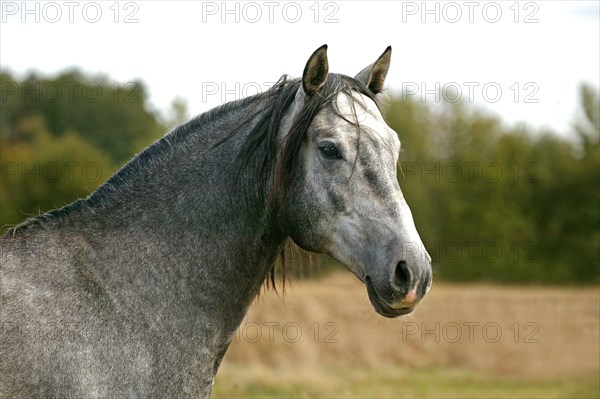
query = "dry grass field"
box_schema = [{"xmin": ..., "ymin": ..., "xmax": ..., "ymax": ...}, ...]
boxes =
[{"xmin": 213, "ymin": 271, "xmax": 599, "ymax": 398}]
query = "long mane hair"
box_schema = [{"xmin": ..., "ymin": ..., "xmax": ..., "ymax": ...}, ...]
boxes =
[{"xmin": 225, "ymin": 73, "xmax": 381, "ymax": 291}]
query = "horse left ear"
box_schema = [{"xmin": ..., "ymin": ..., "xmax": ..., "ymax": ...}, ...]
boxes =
[
  {"xmin": 355, "ymin": 46, "xmax": 391, "ymax": 94},
  {"xmin": 302, "ymin": 44, "xmax": 329, "ymax": 96}
]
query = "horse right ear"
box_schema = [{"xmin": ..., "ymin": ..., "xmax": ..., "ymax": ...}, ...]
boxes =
[
  {"xmin": 354, "ymin": 46, "xmax": 391, "ymax": 95},
  {"xmin": 302, "ymin": 44, "xmax": 329, "ymax": 96}
]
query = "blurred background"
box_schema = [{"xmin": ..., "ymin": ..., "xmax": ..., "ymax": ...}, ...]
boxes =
[{"xmin": 1, "ymin": 1, "xmax": 598, "ymax": 397}]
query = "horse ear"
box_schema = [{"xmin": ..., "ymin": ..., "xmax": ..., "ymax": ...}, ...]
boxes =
[
  {"xmin": 302, "ymin": 44, "xmax": 329, "ymax": 96},
  {"xmin": 355, "ymin": 46, "xmax": 392, "ymax": 94}
]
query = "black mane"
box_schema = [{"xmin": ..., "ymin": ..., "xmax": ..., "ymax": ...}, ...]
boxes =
[
  {"xmin": 3, "ymin": 73, "xmax": 380, "ymax": 238},
  {"xmin": 232, "ymin": 73, "xmax": 381, "ymax": 209}
]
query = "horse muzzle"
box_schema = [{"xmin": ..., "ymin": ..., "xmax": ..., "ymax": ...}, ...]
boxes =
[{"xmin": 365, "ymin": 258, "xmax": 432, "ymax": 318}]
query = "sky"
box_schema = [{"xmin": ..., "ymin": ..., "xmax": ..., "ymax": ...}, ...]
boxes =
[{"xmin": 1, "ymin": 0, "xmax": 599, "ymax": 137}]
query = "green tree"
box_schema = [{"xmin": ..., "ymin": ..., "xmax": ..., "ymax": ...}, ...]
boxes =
[
  {"xmin": 1, "ymin": 69, "xmax": 164, "ymax": 164},
  {"xmin": 0, "ymin": 69, "xmax": 168, "ymax": 230},
  {"xmin": 386, "ymin": 85, "xmax": 599, "ymax": 284},
  {"xmin": 0, "ymin": 115, "xmax": 113, "ymax": 229}
]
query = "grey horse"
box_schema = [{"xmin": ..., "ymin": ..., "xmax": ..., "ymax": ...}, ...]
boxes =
[{"xmin": 0, "ymin": 45, "xmax": 432, "ymax": 397}]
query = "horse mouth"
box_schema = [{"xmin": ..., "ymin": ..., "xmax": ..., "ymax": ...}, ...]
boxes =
[{"xmin": 365, "ymin": 276, "xmax": 414, "ymax": 318}]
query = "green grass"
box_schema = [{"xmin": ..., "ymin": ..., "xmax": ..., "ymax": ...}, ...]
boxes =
[{"xmin": 212, "ymin": 365, "xmax": 600, "ymax": 399}]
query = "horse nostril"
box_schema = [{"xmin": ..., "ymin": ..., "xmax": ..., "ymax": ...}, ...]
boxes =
[{"xmin": 392, "ymin": 260, "xmax": 412, "ymax": 292}]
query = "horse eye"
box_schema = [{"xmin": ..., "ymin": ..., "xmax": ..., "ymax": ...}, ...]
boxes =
[{"xmin": 319, "ymin": 143, "xmax": 342, "ymax": 159}]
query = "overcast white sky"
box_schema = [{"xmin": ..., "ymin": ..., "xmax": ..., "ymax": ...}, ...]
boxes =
[{"xmin": 1, "ymin": 1, "xmax": 599, "ymax": 137}]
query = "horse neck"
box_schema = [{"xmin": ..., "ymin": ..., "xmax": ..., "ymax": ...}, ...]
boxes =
[{"xmin": 65, "ymin": 100, "xmax": 287, "ymax": 336}]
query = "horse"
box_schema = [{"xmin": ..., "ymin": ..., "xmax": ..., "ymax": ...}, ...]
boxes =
[{"xmin": 0, "ymin": 45, "xmax": 432, "ymax": 397}]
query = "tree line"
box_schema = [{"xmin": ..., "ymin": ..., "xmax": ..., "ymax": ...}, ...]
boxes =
[{"xmin": 1, "ymin": 70, "xmax": 598, "ymax": 283}]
